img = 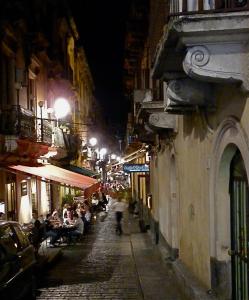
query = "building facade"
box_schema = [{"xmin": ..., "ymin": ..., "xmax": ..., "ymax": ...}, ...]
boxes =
[
  {"xmin": 0, "ymin": 0, "xmax": 97, "ymax": 224},
  {"xmin": 125, "ymin": 1, "xmax": 249, "ymax": 299}
]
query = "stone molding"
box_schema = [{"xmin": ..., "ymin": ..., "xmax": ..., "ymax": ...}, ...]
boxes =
[{"xmin": 141, "ymin": 101, "xmax": 164, "ymax": 113}]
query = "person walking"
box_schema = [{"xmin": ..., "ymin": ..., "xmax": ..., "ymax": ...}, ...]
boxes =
[{"xmin": 111, "ymin": 196, "xmax": 127, "ymax": 235}]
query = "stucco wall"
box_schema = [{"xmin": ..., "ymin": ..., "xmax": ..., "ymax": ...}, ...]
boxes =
[{"xmin": 149, "ymin": 83, "xmax": 249, "ymax": 288}]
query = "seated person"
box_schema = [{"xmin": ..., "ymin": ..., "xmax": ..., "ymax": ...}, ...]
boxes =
[
  {"xmin": 51, "ymin": 210, "xmax": 62, "ymax": 228},
  {"xmin": 44, "ymin": 213, "xmax": 60, "ymax": 247},
  {"xmin": 68, "ymin": 212, "xmax": 84, "ymax": 243}
]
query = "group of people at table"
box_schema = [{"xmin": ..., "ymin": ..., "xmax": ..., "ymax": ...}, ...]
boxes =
[{"xmin": 26, "ymin": 199, "xmax": 93, "ymax": 252}]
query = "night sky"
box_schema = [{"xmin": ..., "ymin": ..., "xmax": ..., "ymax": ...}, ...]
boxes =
[{"xmin": 69, "ymin": 0, "xmax": 132, "ymax": 137}]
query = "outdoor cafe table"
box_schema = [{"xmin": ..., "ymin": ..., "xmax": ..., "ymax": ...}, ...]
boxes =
[{"xmin": 52, "ymin": 224, "xmax": 77, "ymax": 242}]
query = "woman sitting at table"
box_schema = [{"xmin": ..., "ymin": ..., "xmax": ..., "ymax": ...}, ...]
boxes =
[
  {"xmin": 51, "ymin": 210, "xmax": 63, "ymax": 227},
  {"xmin": 68, "ymin": 212, "xmax": 84, "ymax": 243}
]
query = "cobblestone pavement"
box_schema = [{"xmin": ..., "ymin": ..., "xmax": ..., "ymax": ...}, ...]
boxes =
[{"xmin": 37, "ymin": 211, "xmax": 186, "ymax": 300}]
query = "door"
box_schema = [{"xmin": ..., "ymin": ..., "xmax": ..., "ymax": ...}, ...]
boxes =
[{"xmin": 230, "ymin": 150, "xmax": 249, "ymax": 300}]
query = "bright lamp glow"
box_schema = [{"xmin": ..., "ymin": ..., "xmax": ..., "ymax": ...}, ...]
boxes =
[
  {"xmin": 89, "ymin": 137, "xmax": 97, "ymax": 147},
  {"xmin": 111, "ymin": 154, "xmax": 116, "ymax": 160},
  {"xmin": 100, "ymin": 148, "xmax": 107, "ymax": 157},
  {"xmin": 54, "ymin": 97, "xmax": 70, "ymax": 119}
]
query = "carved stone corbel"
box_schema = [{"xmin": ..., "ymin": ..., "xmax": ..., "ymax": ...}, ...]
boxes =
[
  {"xmin": 183, "ymin": 44, "xmax": 248, "ymax": 91},
  {"xmin": 166, "ymin": 78, "xmax": 213, "ymax": 109},
  {"xmin": 148, "ymin": 112, "xmax": 176, "ymax": 131}
]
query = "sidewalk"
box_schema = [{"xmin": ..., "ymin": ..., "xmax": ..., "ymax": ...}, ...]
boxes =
[
  {"xmin": 126, "ymin": 214, "xmax": 187, "ymax": 300},
  {"xmin": 127, "ymin": 215, "xmax": 217, "ymax": 300}
]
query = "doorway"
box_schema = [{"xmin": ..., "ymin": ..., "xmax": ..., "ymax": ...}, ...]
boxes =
[{"xmin": 230, "ymin": 149, "xmax": 249, "ymax": 300}]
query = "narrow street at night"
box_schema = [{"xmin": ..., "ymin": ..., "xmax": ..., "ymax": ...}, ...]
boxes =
[
  {"xmin": 36, "ymin": 210, "xmax": 186, "ymax": 300},
  {"xmin": 2, "ymin": 1, "xmax": 249, "ymax": 299}
]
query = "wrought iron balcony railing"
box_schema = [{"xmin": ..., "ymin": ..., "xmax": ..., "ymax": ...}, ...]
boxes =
[
  {"xmin": 36, "ymin": 119, "xmax": 53, "ymax": 144},
  {"xmin": 168, "ymin": 0, "xmax": 249, "ymax": 18},
  {"xmin": 0, "ymin": 105, "xmax": 52, "ymax": 144}
]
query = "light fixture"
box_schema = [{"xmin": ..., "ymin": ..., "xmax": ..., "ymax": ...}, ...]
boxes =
[
  {"xmin": 111, "ymin": 154, "xmax": 116, "ymax": 160},
  {"xmin": 38, "ymin": 100, "xmax": 44, "ymax": 142},
  {"xmin": 89, "ymin": 137, "xmax": 97, "ymax": 147},
  {"xmin": 100, "ymin": 148, "xmax": 107, "ymax": 160},
  {"xmin": 54, "ymin": 97, "xmax": 70, "ymax": 119}
]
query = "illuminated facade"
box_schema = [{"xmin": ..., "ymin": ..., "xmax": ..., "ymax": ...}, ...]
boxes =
[{"xmin": 0, "ymin": 0, "xmax": 96, "ymax": 223}]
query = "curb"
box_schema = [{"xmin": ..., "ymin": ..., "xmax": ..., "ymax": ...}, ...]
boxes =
[{"xmin": 157, "ymin": 243, "xmax": 218, "ymax": 300}]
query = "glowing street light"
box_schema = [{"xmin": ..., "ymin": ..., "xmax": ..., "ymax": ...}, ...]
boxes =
[
  {"xmin": 54, "ymin": 97, "xmax": 70, "ymax": 119},
  {"xmin": 111, "ymin": 154, "xmax": 116, "ymax": 160},
  {"xmin": 99, "ymin": 148, "xmax": 107, "ymax": 159},
  {"xmin": 89, "ymin": 137, "xmax": 97, "ymax": 147}
]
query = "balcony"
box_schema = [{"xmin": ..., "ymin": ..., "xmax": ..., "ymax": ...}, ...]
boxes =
[
  {"xmin": 52, "ymin": 127, "xmax": 81, "ymax": 162},
  {"xmin": 0, "ymin": 105, "xmax": 52, "ymax": 144},
  {"xmin": 152, "ymin": 0, "xmax": 249, "ymax": 113},
  {"xmin": 0, "ymin": 105, "xmax": 36, "ymax": 139},
  {"xmin": 168, "ymin": 1, "xmax": 249, "ymax": 17},
  {"xmin": 36, "ymin": 119, "xmax": 53, "ymax": 145}
]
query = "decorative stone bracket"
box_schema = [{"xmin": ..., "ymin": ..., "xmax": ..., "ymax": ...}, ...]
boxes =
[
  {"xmin": 166, "ymin": 78, "xmax": 214, "ymax": 112},
  {"xmin": 183, "ymin": 43, "xmax": 249, "ymax": 91},
  {"xmin": 148, "ymin": 112, "xmax": 176, "ymax": 131},
  {"xmin": 140, "ymin": 100, "xmax": 177, "ymax": 131},
  {"xmin": 152, "ymin": 12, "xmax": 249, "ymax": 93}
]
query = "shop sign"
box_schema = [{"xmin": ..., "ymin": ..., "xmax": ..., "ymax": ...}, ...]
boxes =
[{"xmin": 123, "ymin": 164, "xmax": 149, "ymax": 173}]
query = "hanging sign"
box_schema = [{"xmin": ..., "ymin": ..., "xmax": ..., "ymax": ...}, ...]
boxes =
[{"xmin": 123, "ymin": 163, "xmax": 149, "ymax": 173}]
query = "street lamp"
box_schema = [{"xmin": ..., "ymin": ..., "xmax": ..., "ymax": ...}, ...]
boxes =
[
  {"xmin": 99, "ymin": 147, "xmax": 107, "ymax": 160},
  {"xmin": 88, "ymin": 137, "xmax": 98, "ymax": 171},
  {"xmin": 99, "ymin": 148, "xmax": 108, "ymax": 183},
  {"xmin": 54, "ymin": 97, "xmax": 70, "ymax": 125},
  {"xmin": 89, "ymin": 137, "xmax": 97, "ymax": 147},
  {"xmin": 111, "ymin": 154, "xmax": 117, "ymax": 160},
  {"xmin": 38, "ymin": 100, "xmax": 44, "ymax": 142}
]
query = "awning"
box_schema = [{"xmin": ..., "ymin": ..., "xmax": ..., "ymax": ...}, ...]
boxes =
[
  {"xmin": 64, "ymin": 165, "xmax": 99, "ymax": 178},
  {"xmin": 8, "ymin": 164, "xmax": 100, "ymax": 197}
]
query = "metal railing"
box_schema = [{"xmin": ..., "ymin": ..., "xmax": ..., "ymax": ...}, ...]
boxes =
[
  {"xmin": 0, "ymin": 105, "xmax": 52, "ymax": 144},
  {"xmin": 168, "ymin": 0, "xmax": 249, "ymax": 18}
]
